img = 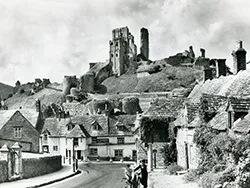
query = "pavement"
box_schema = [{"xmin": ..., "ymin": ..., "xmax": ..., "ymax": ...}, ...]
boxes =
[
  {"xmin": 0, "ymin": 162, "xmax": 199, "ymax": 188},
  {"xmin": 0, "ymin": 164, "xmax": 82, "ymax": 188},
  {"xmin": 148, "ymin": 169, "xmax": 199, "ymax": 188},
  {"xmin": 0, "ymin": 161, "xmax": 134, "ymax": 188}
]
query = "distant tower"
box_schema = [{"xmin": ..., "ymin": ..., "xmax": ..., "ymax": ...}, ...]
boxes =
[
  {"xmin": 140, "ymin": 28, "xmax": 149, "ymax": 60},
  {"xmin": 189, "ymin": 46, "xmax": 195, "ymax": 59},
  {"xmin": 232, "ymin": 40, "xmax": 247, "ymax": 74}
]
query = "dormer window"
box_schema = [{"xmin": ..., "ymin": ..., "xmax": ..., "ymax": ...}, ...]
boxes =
[
  {"xmin": 67, "ymin": 123, "xmax": 75, "ymax": 131},
  {"xmin": 91, "ymin": 121, "xmax": 101, "ymax": 130}
]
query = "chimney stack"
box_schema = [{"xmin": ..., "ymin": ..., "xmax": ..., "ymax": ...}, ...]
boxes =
[
  {"xmin": 200, "ymin": 48, "xmax": 205, "ymax": 58},
  {"xmin": 35, "ymin": 99, "xmax": 41, "ymax": 113},
  {"xmin": 232, "ymin": 40, "xmax": 247, "ymax": 74},
  {"xmin": 215, "ymin": 59, "xmax": 227, "ymax": 77}
]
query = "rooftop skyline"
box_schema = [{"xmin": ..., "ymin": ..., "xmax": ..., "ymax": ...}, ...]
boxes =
[{"xmin": 0, "ymin": 0, "xmax": 250, "ymax": 85}]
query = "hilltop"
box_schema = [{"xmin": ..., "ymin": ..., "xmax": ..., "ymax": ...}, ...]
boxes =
[
  {"xmin": 102, "ymin": 65, "xmax": 202, "ymax": 94},
  {"xmin": 0, "ymin": 82, "xmax": 14, "ymax": 100}
]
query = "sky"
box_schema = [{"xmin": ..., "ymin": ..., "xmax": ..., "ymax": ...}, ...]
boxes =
[{"xmin": 0, "ymin": 0, "xmax": 250, "ymax": 86}]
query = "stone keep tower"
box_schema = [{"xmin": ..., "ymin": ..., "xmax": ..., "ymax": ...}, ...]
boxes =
[
  {"xmin": 109, "ymin": 26, "xmax": 137, "ymax": 76},
  {"xmin": 232, "ymin": 40, "xmax": 247, "ymax": 74},
  {"xmin": 140, "ymin": 28, "xmax": 149, "ymax": 60}
]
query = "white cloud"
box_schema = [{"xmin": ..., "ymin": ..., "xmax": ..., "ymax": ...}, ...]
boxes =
[{"xmin": 0, "ymin": 0, "xmax": 249, "ymax": 85}]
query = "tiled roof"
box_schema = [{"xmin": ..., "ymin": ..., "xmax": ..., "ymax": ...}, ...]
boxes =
[
  {"xmin": 232, "ymin": 113, "xmax": 250, "ymax": 133},
  {"xmin": 188, "ymin": 69, "xmax": 250, "ymax": 103},
  {"xmin": 0, "ymin": 109, "xmax": 39, "ymax": 129},
  {"xmin": 43, "ymin": 114, "xmax": 136, "ymax": 137},
  {"xmin": 207, "ymin": 106, "xmax": 228, "ymax": 131},
  {"xmin": 67, "ymin": 125, "xmax": 90, "ymax": 138},
  {"xmin": 42, "ymin": 118, "xmax": 70, "ymax": 136},
  {"xmin": 200, "ymin": 93, "xmax": 227, "ymax": 113},
  {"xmin": 63, "ymin": 102, "xmax": 89, "ymax": 116},
  {"xmin": 187, "ymin": 116, "xmax": 201, "ymax": 128},
  {"xmin": 144, "ymin": 98, "xmax": 184, "ymax": 117},
  {"xmin": 227, "ymin": 97, "xmax": 250, "ymax": 112},
  {"xmin": 185, "ymin": 103, "xmax": 199, "ymax": 123}
]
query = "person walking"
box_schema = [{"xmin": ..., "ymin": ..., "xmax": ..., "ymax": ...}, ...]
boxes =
[{"xmin": 134, "ymin": 159, "xmax": 148, "ymax": 188}]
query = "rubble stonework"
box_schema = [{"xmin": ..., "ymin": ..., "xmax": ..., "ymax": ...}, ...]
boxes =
[
  {"xmin": 140, "ymin": 28, "xmax": 149, "ymax": 60},
  {"xmin": 62, "ymin": 75, "xmax": 78, "ymax": 96},
  {"xmin": 80, "ymin": 72, "xmax": 95, "ymax": 93},
  {"xmin": 232, "ymin": 40, "xmax": 247, "ymax": 74},
  {"xmin": 109, "ymin": 26, "xmax": 137, "ymax": 76}
]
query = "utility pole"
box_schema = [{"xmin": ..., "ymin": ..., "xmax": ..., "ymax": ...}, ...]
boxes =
[{"xmin": 72, "ymin": 139, "xmax": 75, "ymax": 172}]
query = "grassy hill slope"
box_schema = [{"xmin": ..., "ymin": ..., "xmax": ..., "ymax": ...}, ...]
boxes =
[
  {"xmin": 102, "ymin": 66, "xmax": 203, "ymax": 94},
  {"xmin": 0, "ymin": 82, "xmax": 14, "ymax": 100}
]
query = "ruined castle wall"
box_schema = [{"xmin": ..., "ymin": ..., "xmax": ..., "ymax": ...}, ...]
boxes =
[
  {"xmin": 80, "ymin": 73, "xmax": 95, "ymax": 93},
  {"xmin": 91, "ymin": 99, "xmax": 112, "ymax": 115},
  {"xmin": 140, "ymin": 28, "xmax": 149, "ymax": 60},
  {"xmin": 122, "ymin": 97, "xmax": 142, "ymax": 114},
  {"xmin": 63, "ymin": 76, "xmax": 78, "ymax": 95}
]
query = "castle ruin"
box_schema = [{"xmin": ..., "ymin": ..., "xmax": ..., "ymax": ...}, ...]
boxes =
[
  {"xmin": 140, "ymin": 28, "xmax": 149, "ymax": 60},
  {"xmin": 109, "ymin": 27, "xmax": 137, "ymax": 76}
]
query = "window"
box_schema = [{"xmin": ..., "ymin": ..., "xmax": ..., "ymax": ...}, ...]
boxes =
[
  {"xmin": 53, "ymin": 146, "xmax": 58, "ymax": 151},
  {"xmin": 73, "ymin": 138, "xmax": 79, "ymax": 146},
  {"xmin": 114, "ymin": 149, "xmax": 123, "ymax": 157},
  {"xmin": 14, "ymin": 127, "xmax": 22, "ymax": 138},
  {"xmin": 90, "ymin": 148, "xmax": 98, "ymax": 155},
  {"xmin": 117, "ymin": 137, "xmax": 124, "ymax": 144},
  {"xmin": 43, "ymin": 146, "xmax": 49, "ymax": 153},
  {"xmin": 92, "ymin": 137, "xmax": 97, "ymax": 144},
  {"xmin": 44, "ymin": 134, "xmax": 48, "ymax": 141}
]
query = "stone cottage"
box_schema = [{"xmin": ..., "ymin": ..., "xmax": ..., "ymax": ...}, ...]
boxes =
[{"xmin": 0, "ymin": 106, "xmax": 43, "ymax": 153}]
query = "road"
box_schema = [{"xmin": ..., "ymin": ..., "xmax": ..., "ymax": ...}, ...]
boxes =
[{"xmin": 44, "ymin": 163, "xmax": 129, "ymax": 188}]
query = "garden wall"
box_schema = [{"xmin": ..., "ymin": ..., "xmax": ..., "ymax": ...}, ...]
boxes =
[
  {"xmin": 22, "ymin": 155, "xmax": 62, "ymax": 179},
  {"xmin": 0, "ymin": 160, "xmax": 8, "ymax": 183}
]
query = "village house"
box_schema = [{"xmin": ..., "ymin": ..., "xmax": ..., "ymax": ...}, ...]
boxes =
[
  {"xmin": 40, "ymin": 114, "xmax": 137, "ymax": 162},
  {"xmin": 135, "ymin": 97, "xmax": 184, "ymax": 171},
  {"xmin": 174, "ymin": 40, "xmax": 249, "ymax": 170},
  {"xmin": 0, "ymin": 100, "xmax": 43, "ymax": 153}
]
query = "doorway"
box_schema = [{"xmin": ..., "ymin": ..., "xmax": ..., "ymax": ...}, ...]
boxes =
[{"xmin": 185, "ymin": 143, "xmax": 189, "ymax": 169}]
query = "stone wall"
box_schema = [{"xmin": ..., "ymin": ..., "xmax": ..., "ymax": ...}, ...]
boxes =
[
  {"xmin": 0, "ymin": 139, "xmax": 32, "ymax": 152},
  {"xmin": 22, "ymin": 155, "xmax": 62, "ymax": 179},
  {"xmin": 176, "ymin": 128, "xmax": 199, "ymax": 169},
  {"xmin": 136, "ymin": 140, "xmax": 165, "ymax": 168},
  {"xmin": 0, "ymin": 160, "xmax": 8, "ymax": 183}
]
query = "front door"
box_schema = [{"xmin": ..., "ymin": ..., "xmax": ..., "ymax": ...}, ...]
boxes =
[
  {"xmin": 132, "ymin": 150, "xmax": 137, "ymax": 161},
  {"xmin": 77, "ymin": 150, "xmax": 81, "ymax": 160}
]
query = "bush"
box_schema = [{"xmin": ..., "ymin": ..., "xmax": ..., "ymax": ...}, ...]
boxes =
[
  {"xmin": 20, "ymin": 89, "xmax": 25, "ymax": 94},
  {"xmin": 200, "ymin": 172, "xmax": 221, "ymax": 188},
  {"xmin": 184, "ymin": 169, "xmax": 201, "ymax": 182},
  {"xmin": 167, "ymin": 163, "xmax": 183, "ymax": 175},
  {"xmin": 160, "ymin": 142, "xmax": 177, "ymax": 166}
]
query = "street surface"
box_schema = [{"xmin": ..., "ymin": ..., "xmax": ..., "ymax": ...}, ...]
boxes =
[{"xmin": 44, "ymin": 163, "xmax": 129, "ymax": 188}]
